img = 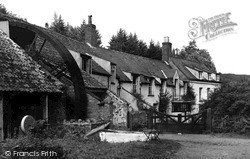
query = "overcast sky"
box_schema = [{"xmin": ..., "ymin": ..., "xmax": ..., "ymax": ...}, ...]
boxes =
[{"xmin": 1, "ymin": 0, "xmax": 249, "ymax": 75}]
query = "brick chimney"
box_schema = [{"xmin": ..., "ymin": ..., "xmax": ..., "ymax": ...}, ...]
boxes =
[
  {"xmin": 85, "ymin": 15, "xmax": 97, "ymax": 47},
  {"xmin": 162, "ymin": 36, "xmax": 172, "ymax": 63}
]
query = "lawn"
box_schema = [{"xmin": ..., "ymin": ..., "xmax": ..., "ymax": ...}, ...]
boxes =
[
  {"xmin": 0, "ymin": 124, "xmax": 180, "ymax": 159},
  {"xmin": 59, "ymin": 137, "xmax": 180, "ymax": 159},
  {"xmin": 1, "ymin": 135, "xmax": 180, "ymax": 159}
]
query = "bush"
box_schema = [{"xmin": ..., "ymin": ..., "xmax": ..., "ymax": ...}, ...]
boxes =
[
  {"xmin": 129, "ymin": 111, "xmax": 147, "ymax": 131},
  {"xmin": 201, "ymin": 80, "xmax": 250, "ymax": 133},
  {"xmin": 158, "ymin": 92, "xmax": 171, "ymax": 113}
]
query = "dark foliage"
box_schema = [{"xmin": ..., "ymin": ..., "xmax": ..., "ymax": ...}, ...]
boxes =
[
  {"xmin": 48, "ymin": 13, "xmax": 102, "ymax": 47},
  {"xmin": 200, "ymin": 79, "xmax": 250, "ymax": 133},
  {"xmin": 182, "ymin": 83, "xmax": 196, "ymax": 103},
  {"xmin": 129, "ymin": 111, "xmax": 147, "ymax": 131},
  {"xmin": 0, "ymin": 3, "xmax": 27, "ymax": 21},
  {"xmin": 0, "ymin": 3, "xmax": 7, "ymax": 14},
  {"xmin": 178, "ymin": 40, "xmax": 216, "ymax": 71},
  {"xmin": 158, "ymin": 92, "xmax": 171, "ymax": 113},
  {"xmin": 147, "ymin": 40, "xmax": 162, "ymax": 60},
  {"xmin": 108, "ymin": 28, "xmax": 162, "ymax": 60}
]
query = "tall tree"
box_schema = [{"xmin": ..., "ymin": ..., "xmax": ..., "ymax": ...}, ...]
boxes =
[
  {"xmin": 147, "ymin": 40, "xmax": 162, "ymax": 60},
  {"xmin": 109, "ymin": 28, "xmax": 162, "ymax": 59},
  {"xmin": 126, "ymin": 33, "xmax": 139, "ymax": 55},
  {"xmin": 179, "ymin": 40, "xmax": 216, "ymax": 71},
  {"xmin": 50, "ymin": 13, "xmax": 68, "ymax": 36},
  {"xmin": 0, "ymin": 3, "xmax": 7, "ymax": 14},
  {"xmin": 48, "ymin": 15, "xmax": 102, "ymax": 47},
  {"xmin": 137, "ymin": 40, "xmax": 148, "ymax": 56},
  {"xmin": 95, "ymin": 29, "xmax": 102, "ymax": 47},
  {"xmin": 109, "ymin": 28, "xmax": 128, "ymax": 52}
]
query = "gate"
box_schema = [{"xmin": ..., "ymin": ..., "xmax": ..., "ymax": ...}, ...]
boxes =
[{"xmin": 147, "ymin": 108, "xmax": 212, "ymax": 134}]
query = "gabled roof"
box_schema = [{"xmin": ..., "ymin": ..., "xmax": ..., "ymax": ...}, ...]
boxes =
[
  {"xmin": 88, "ymin": 47, "xmax": 175, "ymax": 80},
  {"xmin": 0, "ymin": 30, "xmax": 63, "ymax": 93},
  {"xmin": 171, "ymin": 57, "xmax": 217, "ymax": 81}
]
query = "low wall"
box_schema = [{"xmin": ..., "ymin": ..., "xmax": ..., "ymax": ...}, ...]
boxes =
[{"xmin": 99, "ymin": 130, "xmax": 147, "ymax": 143}]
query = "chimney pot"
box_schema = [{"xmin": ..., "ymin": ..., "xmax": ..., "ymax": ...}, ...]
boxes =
[
  {"xmin": 88, "ymin": 15, "xmax": 92, "ymax": 25},
  {"xmin": 164, "ymin": 36, "xmax": 169, "ymax": 43}
]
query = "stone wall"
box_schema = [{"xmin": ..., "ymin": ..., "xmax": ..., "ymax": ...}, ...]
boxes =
[
  {"xmin": 106, "ymin": 90, "xmax": 129, "ymax": 129},
  {"xmin": 87, "ymin": 93, "xmax": 111, "ymax": 121}
]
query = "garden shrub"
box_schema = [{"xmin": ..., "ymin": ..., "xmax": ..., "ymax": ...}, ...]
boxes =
[
  {"xmin": 129, "ymin": 111, "xmax": 147, "ymax": 131},
  {"xmin": 158, "ymin": 92, "xmax": 171, "ymax": 113}
]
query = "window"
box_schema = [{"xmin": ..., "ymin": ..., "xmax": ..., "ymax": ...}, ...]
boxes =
[
  {"xmin": 216, "ymin": 74, "xmax": 220, "ymax": 81},
  {"xmin": 207, "ymin": 88, "xmax": 210, "ymax": 99},
  {"xmin": 208, "ymin": 73, "xmax": 211, "ymax": 80},
  {"xmin": 132, "ymin": 75, "xmax": 138, "ymax": 93},
  {"xmin": 199, "ymin": 87, "xmax": 203, "ymax": 101},
  {"xmin": 172, "ymin": 102, "xmax": 191, "ymax": 112},
  {"xmin": 82, "ymin": 58, "xmax": 87, "ymax": 71},
  {"xmin": 82, "ymin": 58, "xmax": 92, "ymax": 74},
  {"xmin": 117, "ymin": 85, "xmax": 121, "ymax": 96},
  {"xmin": 148, "ymin": 79, "xmax": 154, "ymax": 96},
  {"xmin": 110, "ymin": 64, "xmax": 116, "ymax": 84},
  {"xmin": 89, "ymin": 60, "xmax": 92, "ymax": 74},
  {"xmin": 174, "ymin": 79, "xmax": 178, "ymax": 100},
  {"xmin": 198, "ymin": 71, "xmax": 202, "ymax": 79},
  {"xmin": 111, "ymin": 65, "xmax": 116, "ymax": 74}
]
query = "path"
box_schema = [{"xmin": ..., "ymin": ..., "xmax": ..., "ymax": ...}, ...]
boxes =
[{"xmin": 160, "ymin": 133, "xmax": 250, "ymax": 159}]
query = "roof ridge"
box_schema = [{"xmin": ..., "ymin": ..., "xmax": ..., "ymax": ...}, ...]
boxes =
[{"xmin": 94, "ymin": 46, "xmax": 168, "ymax": 64}]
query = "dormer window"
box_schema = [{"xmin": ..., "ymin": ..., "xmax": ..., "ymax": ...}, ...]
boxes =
[{"xmin": 82, "ymin": 57, "xmax": 92, "ymax": 74}]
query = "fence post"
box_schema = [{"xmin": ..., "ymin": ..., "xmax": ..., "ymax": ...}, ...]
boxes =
[
  {"xmin": 178, "ymin": 114, "xmax": 182, "ymax": 133},
  {"xmin": 206, "ymin": 108, "xmax": 212, "ymax": 133},
  {"xmin": 147, "ymin": 110, "xmax": 153, "ymax": 129}
]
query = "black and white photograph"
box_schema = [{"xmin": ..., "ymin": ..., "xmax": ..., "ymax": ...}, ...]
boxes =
[{"xmin": 0, "ymin": 0, "xmax": 249, "ymax": 158}]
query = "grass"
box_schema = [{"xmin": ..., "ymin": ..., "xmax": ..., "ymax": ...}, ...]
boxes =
[
  {"xmin": 59, "ymin": 136, "xmax": 180, "ymax": 159},
  {"xmin": 1, "ymin": 134, "xmax": 180, "ymax": 159}
]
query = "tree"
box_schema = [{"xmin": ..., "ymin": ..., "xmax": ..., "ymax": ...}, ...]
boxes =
[
  {"xmin": 50, "ymin": 13, "xmax": 68, "ymax": 36},
  {"xmin": 108, "ymin": 29, "xmax": 162, "ymax": 59},
  {"xmin": 109, "ymin": 28, "xmax": 128, "ymax": 52},
  {"xmin": 48, "ymin": 15, "xmax": 102, "ymax": 47},
  {"xmin": 0, "ymin": 3, "xmax": 7, "ymax": 14},
  {"xmin": 137, "ymin": 40, "xmax": 148, "ymax": 56},
  {"xmin": 95, "ymin": 29, "xmax": 102, "ymax": 47},
  {"xmin": 147, "ymin": 40, "xmax": 162, "ymax": 60},
  {"xmin": 158, "ymin": 92, "xmax": 171, "ymax": 113},
  {"xmin": 179, "ymin": 40, "xmax": 216, "ymax": 71},
  {"xmin": 0, "ymin": 3, "xmax": 27, "ymax": 21},
  {"xmin": 200, "ymin": 79, "xmax": 250, "ymax": 133},
  {"xmin": 182, "ymin": 84, "xmax": 196, "ymax": 102}
]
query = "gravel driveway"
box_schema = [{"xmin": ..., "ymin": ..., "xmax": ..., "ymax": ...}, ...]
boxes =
[{"xmin": 160, "ymin": 133, "xmax": 250, "ymax": 159}]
